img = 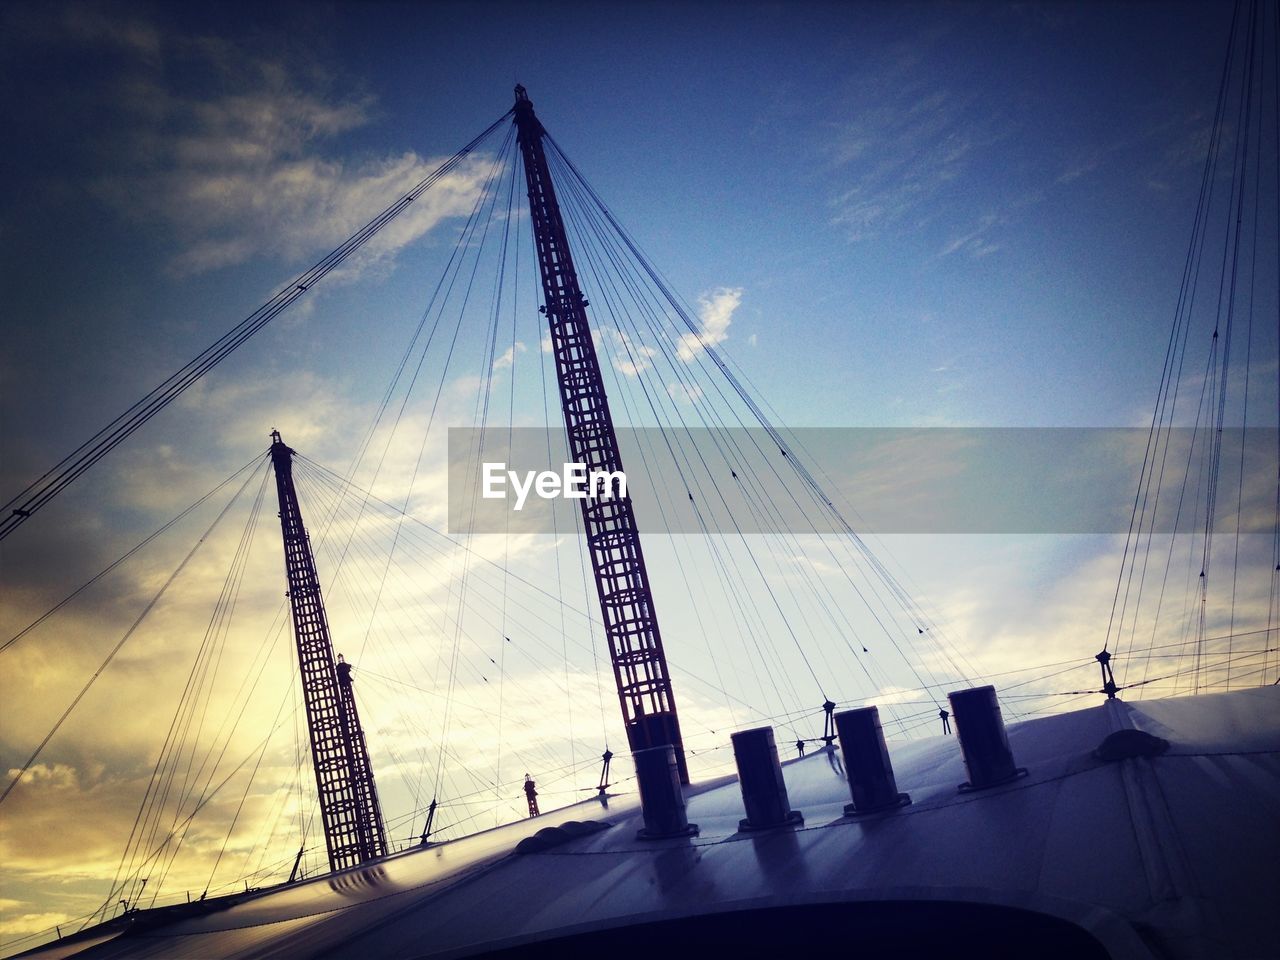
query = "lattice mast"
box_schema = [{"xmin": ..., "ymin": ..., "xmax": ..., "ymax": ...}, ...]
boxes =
[
  {"xmin": 512, "ymin": 85, "xmax": 689, "ymax": 782},
  {"xmin": 269, "ymin": 430, "xmax": 387, "ymax": 871}
]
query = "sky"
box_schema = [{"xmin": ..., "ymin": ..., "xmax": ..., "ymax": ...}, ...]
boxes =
[{"xmin": 1, "ymin": 0, "xmax": 1278, "ymax": 951}]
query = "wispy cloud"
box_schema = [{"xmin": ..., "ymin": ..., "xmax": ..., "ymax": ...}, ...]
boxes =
[
  {"xmin": 1056, "ymin": 155, "xmax": 1101, "ymax": 184},
  {"xmin": 35, "ymin": 9, "xmax": 486, "ymax": 280},
  {"xmin": 101, "ymin": 99, "xmax": 489, "ymax": 280},
  {"xmin": 939, "ymin": 213, "xmax": 1001, "ymax": 258},
  {"xmin": 1142, "ymin": 116, "xmax": 1213, "ymax": 192},
  {"xmin": 677, "ymin": 287, "xmax": 742, "ymax": 362},
  {"xmin": 823, "ymin": 28, "xmax": 1006, "ymax": 244},
  {"xmin": 1053, "ymin": 102, "xmax": 1212, "ymax": 194},
  {"xmin": 608, "ymin": 329, "xmax": 658, "ymax": 377},
  {"xmin": 58, "ymin": 2, "xmax": 161, "ymax": 60},
  {"xmin": 667, "ymin": 382, "xmax": 703, "ymax": 404},
  {"xmin": 492, "ymin": 341, "xmax": 527, "ymax": 372}
]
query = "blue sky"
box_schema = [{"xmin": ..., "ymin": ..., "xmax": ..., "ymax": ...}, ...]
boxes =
[
  {"xmin": 2, "ymin": 0, "xmax": 1250, "ymax": 453},
  {"xmin": 1, "ymin": 0, "xmax": 1277, "ymax": 948}
]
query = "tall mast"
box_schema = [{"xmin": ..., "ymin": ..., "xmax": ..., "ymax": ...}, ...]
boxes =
[
  {"xmin": 270, "ymin": 430, "xmax": 387, "ymax": 870},
  {"xmin": 512, "ymin": 85, "xmax": 689, "ymax": 782}
]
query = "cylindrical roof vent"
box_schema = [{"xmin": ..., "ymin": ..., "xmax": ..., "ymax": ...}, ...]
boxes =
[
  {"xmin": 948, "ymin": 685, "xmax": 1026, "ymax": 791},
  {"xmin": 731, "ymin": 726, "xmax": 803, "ymax": 831},
  {"xmin": 633, "ymin": 745, "xmax": 698, "ymax": 839},
  {"xmin": 834, "ymin": 706, "xmax": 910, "ymax": 815}
]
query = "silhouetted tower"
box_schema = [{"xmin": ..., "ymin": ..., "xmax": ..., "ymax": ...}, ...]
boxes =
[
  {"xmin": 270, "ymin": 430, "xmax": 387, "ymax": 871},
  {"xmin": 513, "ymin": 86, "xmax": 689, "ymax": 782}
]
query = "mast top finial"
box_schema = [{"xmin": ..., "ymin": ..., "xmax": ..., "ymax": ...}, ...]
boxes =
[{"xmin": 514, "ymin": 83, "xmax": 530, "ymax": 104}]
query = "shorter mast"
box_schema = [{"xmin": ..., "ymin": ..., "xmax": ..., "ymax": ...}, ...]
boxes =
[{"xmin": 270, "ymin": 430, "xmax": 387, "ymax": 871}]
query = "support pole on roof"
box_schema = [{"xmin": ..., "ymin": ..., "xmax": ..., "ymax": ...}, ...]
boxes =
[
  {"xmin": 821, "ymin": 699, "xmax": 838, "ymax": 746},
  {"xmin": 1097, "ymin": 650, "xmax": 1118, "ymax": 700}
]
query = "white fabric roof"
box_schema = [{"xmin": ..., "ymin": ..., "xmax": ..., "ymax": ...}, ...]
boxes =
[{"xmin": 19, "ymin": 686, "xmax": 1280, "ymax": 960}]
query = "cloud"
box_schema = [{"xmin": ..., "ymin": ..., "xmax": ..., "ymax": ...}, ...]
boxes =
[
  {"xmin": 491, "ymin": 341, "xmax": 527, "ymax": 372},
  {"xmin": 939, "ymin": 213, "xmax": 1001, "ymax": 258},
  {"xmin": 59, "ymin": 3, "xmax": 161, "ymax": 60},
  {"xmin": 822, "ymin": 28, "xmax": 1006, "ymax": 244},
  {"xmin": 607, "ymin": 329, "xmax": 657, "ymax": 377},
  {"xmin": 667, "ymin": 382, "xmax": 703, "ymax": 404},
  {"xmin": 613, "ymin": 357, "xmax": 647, "ymax": 377},
  {"xmin": 1056, "ymin": 155, "xmax": 1100, "ymax": 184},
  {"xmin": 51, "ymin": 13, "xmax": 489, "ymax": 281},
  {"xmin": 0, "ymin": 911, "xmax": 77, "ymax": 938},
  {"xmin": 676, "ymin": 287, "xmax": 742, "ymax": 362},
  {"xmin": 6, "ymin": 762, "xmax": 79, "ymax": 788},
  {"xmin": 103, "ymin": 123, "xmax": 491, "ymax": 282},
  {"xmin": 1141, "ymin": 118, "xmax": 1213, "ymax": 193}
]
